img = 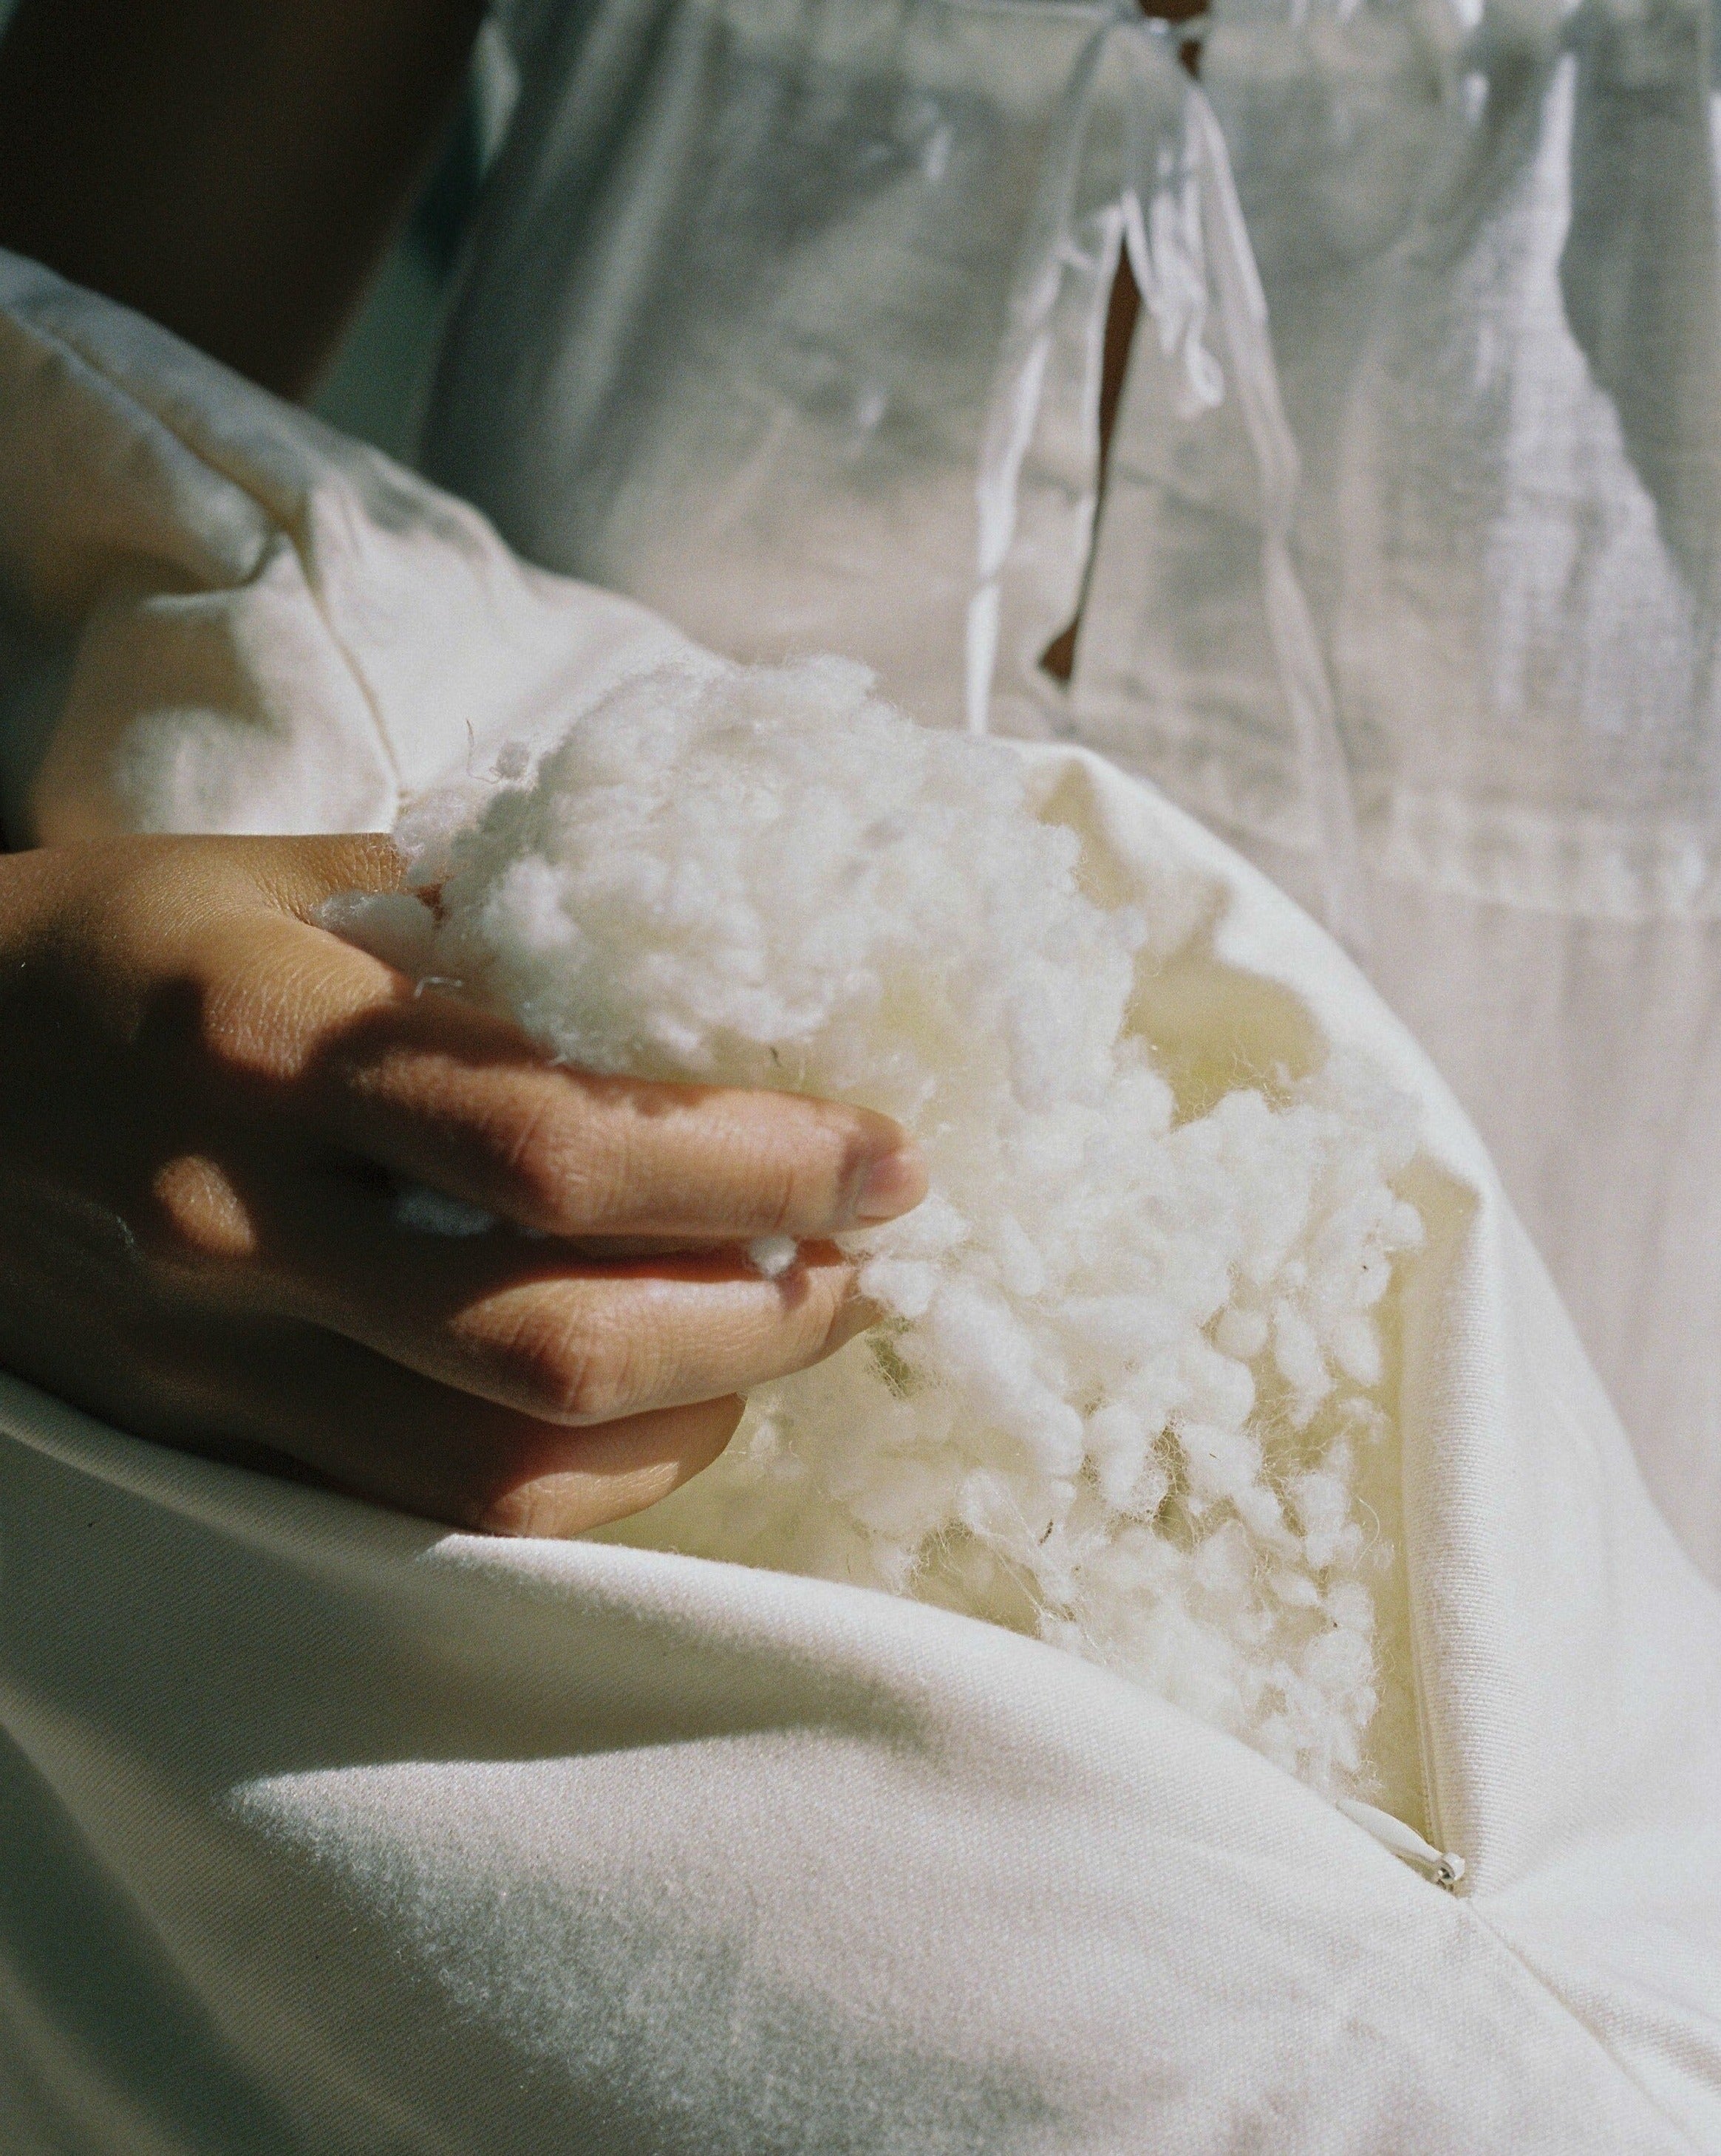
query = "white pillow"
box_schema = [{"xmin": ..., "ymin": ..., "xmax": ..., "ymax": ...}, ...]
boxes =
[{"xmin": 1, "ymin": 254, "xmax": 1716, "ymax": 2154}]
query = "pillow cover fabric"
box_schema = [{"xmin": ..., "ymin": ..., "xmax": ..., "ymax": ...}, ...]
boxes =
[{"xmin": 0, "ymin": 250, "xmax": 1717, "ymax": 2155}]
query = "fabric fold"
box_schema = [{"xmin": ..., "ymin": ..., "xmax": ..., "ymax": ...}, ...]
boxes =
[{"xmin": 0, "ymin": 244, "xmax": 1717, "ymax": 2155}]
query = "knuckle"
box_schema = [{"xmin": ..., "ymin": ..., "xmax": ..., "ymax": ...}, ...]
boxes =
[
  {"xmin": 148, "ymin": 1154, "xmax": 259, "ymax": 1263},
  {"xmin": 182, "ymin": 909, "xmax": 344, "ymax": 1083},
  {"xmin": 452, "ymin": 1440, "xmax": 552, "ymax": 1536},
  {"xmin": 550, "ymin": 1140, "xmax": 633, "ymax": 1235},
  {"xmin": 466, "ymin": 1484, "xmax": 541, "ymax": 1538},
  {"xmin": 500, "ymin": 1302, "xmax": 641, "ymax": 1425},
  {"xmin": 194, "ymin": 949, "xmax": 331, "ymax": 1088},
  {"xmin": 765, "ymin": 1107, "xmax": 870, "ymax": 1233},
  {"xmin": 496, "ymin": 1091, "xmax": 562, "ymax": 1197},
  {"xmin": 760, "ymin": 1152, "xmax": 814, "ymax": 1237},
  {"xmin": 559, "ymin": 1329, "xmax": 642, "ymax": 1425},
  {"xmin": 488, "ymin": 1088, "xmax": 606, "ymax": 1227},
  {"xmin": 727, "ymin": 1116, "xmax": 827, "ymax": 1238},
  {"xmin": 196, "ymin": 991, "xmax": 277, "ymax": 1079}
]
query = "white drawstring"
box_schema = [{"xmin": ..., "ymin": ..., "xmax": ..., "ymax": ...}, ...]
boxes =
[
  {"xmin": 967, "ymin": 11, "xmax": 1119, "ymax": 734},
  {"xmin": 1173, "ymin": 84, "xmax": 1371, "ymax": 957},
  {"xmin": 967, "ymin": 6, "xmax": 1370, "ymax": 958}
]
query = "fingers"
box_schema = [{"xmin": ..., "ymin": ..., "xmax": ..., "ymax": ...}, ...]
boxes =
[
  {"xmin": 357, "ymin": 1241, "xmax": 876, "ymax": 1427},
  {"xmin": 319, "ymin": 1012, "xmax": 925, "ymax": 1238},
  {"xmin": 474, "ymin": 1395, "xmax": 747, "ymax": 1538},
  {"xmin": 231, "ymin": 904, "xmax": 927, "ymax": 1240},
  {"xmin": 178, "ymin": 1156, "xmax": 875, "ymax": 1420},
  {"xmin": 10, "ymin": 832, "xmax": 890, "ymax": 1545},
  {"xmin": 146, "ymin": 1147, "xmax": 876, "ymax": 1423},
  {"xmin": 178, "ymin": 849, "xmax": 927, "ymax": 1241},
  {"xmin": 140, "ymin": 1311, "xmax": 746, "ymax": 1536}
]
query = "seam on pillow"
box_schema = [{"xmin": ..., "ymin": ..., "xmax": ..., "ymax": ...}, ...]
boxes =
[{"xmin": 1465, "ymin": 1903, "xmax": 1708, "ymax": 2156}]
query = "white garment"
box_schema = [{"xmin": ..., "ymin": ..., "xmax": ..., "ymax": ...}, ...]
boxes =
[
  {"xmin": 1, "ymin": 249, "xmax": 1720, "ymax": 2154},
  {"xmin": 421, "ymin": 0, "xmax": 1721, "ymax": 1578}
]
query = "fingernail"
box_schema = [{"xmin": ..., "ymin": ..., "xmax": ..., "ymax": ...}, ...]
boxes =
[{"xmin": 852, "ymin": 1143, "xmax": 927, "ymax": 1221}]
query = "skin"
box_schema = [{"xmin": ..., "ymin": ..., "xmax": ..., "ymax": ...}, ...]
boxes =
[
  {"xmin": 0, "ymin": 4, "xmax": 931, "ymax": 1533},
  {"xmin": 0, "ymin": 833, "xmax": 927, "ymax": 1533},
  {"xmin": 0, "ymin": 0, "xmax": 488, "ymax": 395}
]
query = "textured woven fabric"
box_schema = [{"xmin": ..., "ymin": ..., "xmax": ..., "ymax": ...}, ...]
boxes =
[{"xmin": 0, "ymin": 258, "xmax": 1718, "ymax": 2149}]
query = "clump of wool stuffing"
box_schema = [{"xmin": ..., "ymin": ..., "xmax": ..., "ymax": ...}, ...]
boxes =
[{"xmin": 357, "ymin": 658, "xmax": 1425, "ymax": 1799}]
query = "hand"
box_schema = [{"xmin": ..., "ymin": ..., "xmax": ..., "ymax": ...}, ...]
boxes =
[{"xmin": 0, "ymin": 835, "xmax": 926, "ymax": 1535}]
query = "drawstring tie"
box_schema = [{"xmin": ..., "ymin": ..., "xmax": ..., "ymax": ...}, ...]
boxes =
[{"xmin": 967, "ymin": 2, "xmax": 1369, "ymax": 956}]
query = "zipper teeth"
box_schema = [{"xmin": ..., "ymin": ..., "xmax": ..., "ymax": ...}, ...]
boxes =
[
  {"xmin": 1399, "ymin": 1432, "xmax": 1463, "ymax": 1887},
  {"xmin": 1395, "ymin": 1265, "xmax": 1451, "ymax": 1877},
  {"xmin": 1408, "ymin": 1576, "xmax": 1445, "ymax": 1857}
]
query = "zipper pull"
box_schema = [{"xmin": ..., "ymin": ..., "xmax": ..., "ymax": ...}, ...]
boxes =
[{"xmin": 1336, "ymin": 1798, "xmax": 1466, "ymax": 1891}]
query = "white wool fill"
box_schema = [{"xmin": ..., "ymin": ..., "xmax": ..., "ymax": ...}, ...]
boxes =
[{"xmin": 341, "ymin": 658, "xmax": 1425, "ymax": 1801}]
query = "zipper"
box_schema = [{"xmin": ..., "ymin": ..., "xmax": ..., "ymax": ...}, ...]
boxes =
[
  {"xmin": 1380, "ymin": 1196, "xmax": 1461, "ymax": 1891},
  {"xmin": 1397, "ymin": 1280, "xmax": 1463, "ymax": 1891},
  {"xmin": 1337, "ymin": 1797, "xmax": 1465, "ymax": 1891}
]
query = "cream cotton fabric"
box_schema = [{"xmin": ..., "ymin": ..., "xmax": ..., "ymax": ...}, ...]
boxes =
[
  {"xmin": 1, "ymin": 257, "xmax": 1720, "ymax": 2152},
  {"xmin": 0, "ymin": 256, "xmax": 695, "ymax": 847}
]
